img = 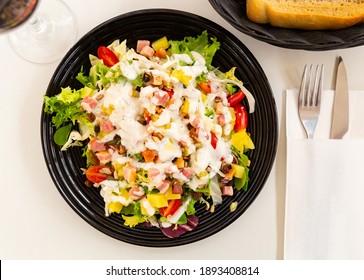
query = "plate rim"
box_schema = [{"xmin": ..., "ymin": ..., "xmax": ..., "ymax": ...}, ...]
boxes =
[{"xmin": 41, "ymin": 8, "xmax": 278, "ymax": 247}]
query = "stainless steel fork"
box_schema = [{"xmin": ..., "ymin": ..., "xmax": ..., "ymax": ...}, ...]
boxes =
[{"xmin": 298, "ymin": 64, "xmax": 324, "ymax": 139}]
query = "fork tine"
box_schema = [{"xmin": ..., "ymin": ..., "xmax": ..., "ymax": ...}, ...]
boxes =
[
  {"xmin": 298, "ymin": 64, "xmax": 324, "ymax": 139},
  {"xmin": 299, "ymin": 64, "xmax": 308, "ymax": 106},
  {"xmin": 306, "ymin": 65, "xmax": 314, "ymax": 106},
  {"xmin": 314, "ymin": 65, "xmax": 324, "ymax": 107}
]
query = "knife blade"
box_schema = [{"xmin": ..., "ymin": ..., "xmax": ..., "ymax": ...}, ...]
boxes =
[{"xmin": 330, "ymin": 56, "xmax": 349, "ymax": 139}]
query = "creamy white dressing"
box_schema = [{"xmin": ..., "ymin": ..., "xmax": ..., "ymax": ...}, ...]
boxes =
[
  {"xmin": 82, "ymin": 40, "xmax": 253, "ymax": 224},
  {"xmin": 150, "ymin": 109, "xmax": 171, "ymax": 127},
  {"xmin": 99, "ymin": 180, "xmax": 130, "ymax": 216},
  {"xmin": 140, "ymin": 198, "xmax": 156, "ymax": 217},
  {"xmin": 172, "ymin": 53, "xmax": 193, "ymax": 64},
  {"xmin": 102, "ymin": 83, "xmax": 148, "ymax": 153},
  {"xmin": 191, "ymin": 51, "xmax": 206, "ymax": 65},
  {"xmin": 145, "ymin": 137, "xmax": 182, "ymax": 162},
  {"xmin": 119, "ymin": 60, "xmax": 140, "ymax": 80}
]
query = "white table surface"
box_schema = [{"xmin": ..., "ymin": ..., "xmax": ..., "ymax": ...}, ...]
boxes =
[{"xmin": 1, "ymin": 0, "xmax": 364, "ymax": 260}]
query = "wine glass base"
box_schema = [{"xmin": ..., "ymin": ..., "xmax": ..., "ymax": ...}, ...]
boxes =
[{"xmin": 8, "ymin": 0, "xmax": 77, "ymax": 64}]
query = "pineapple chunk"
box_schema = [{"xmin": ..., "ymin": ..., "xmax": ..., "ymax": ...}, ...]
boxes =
[{"xmin": 231, "ymin": 164, "xmax": 245, "ymax": 179}]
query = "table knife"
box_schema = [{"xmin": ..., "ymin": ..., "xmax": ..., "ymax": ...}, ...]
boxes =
[{"xmin": 330, "ymin": 56, "xmax": 349, "ymax": 139}]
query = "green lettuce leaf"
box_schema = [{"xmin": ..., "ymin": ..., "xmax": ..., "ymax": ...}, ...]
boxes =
[
  {"xmin": 168, "ymin": 30, "xmax": 220, "ymax": 68},
  {"xmin": 43, "ymin": 87, "xmax": 84, "ymax": 128},
  {"xmin": 53, "ymin": 123, "xmax": 72, "ymax": 146}
]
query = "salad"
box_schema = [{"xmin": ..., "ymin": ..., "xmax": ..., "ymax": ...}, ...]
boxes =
[{"xmin": 44, "ymin": 31, "xmax": 255, "ymax": 238}]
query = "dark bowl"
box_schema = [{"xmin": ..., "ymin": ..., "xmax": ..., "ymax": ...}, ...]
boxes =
[
  {"xmin": 209, "ymin": 0, "xmax": 364, "ymax": 51},
  {"xmin": 41, "ymin": 9, "xmax": 278, "ymax": 247}
]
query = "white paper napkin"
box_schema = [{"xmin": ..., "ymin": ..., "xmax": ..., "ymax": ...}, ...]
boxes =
[{"xmin": 285, "ymin": 89, "xmax": 364, "ymax": 259}]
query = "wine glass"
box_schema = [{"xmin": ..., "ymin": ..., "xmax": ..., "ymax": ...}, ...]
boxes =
[{"xmin": 0, "ymin": 0, "xmax": 77, "ymax": 63}]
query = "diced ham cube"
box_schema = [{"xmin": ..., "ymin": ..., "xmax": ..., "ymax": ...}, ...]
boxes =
[
  {"xmin": 140, "ymin": 45, "xmax": 155, "ymax": 58},
  {"xmin": 152, "ymin": 90, "xmax": 169, "ymax": 106},
  {"xmin": 89, "ymin": 138, "xmax": 106, "ymax": 152},
  {"xmin": 100, "ymin": 121, "xmax": 115, "ymax": 132},
  {"xmin": 181, "ymin": 167, "xmax": 195, "ymax": 179},
  {"xmin": 123, "ymin": 165, "xmax": 137, "ymax": 183},
  {"xmin": 129, "ymin": 185, "xmax": 145, "ymax": 200},
  {"xmin": 190, "ymin": 117, "xmax": 201, "ymax": 128},
  {"xmin": 137, "ymin": 40, "xmax": 150, "ymax": 53},
  {"xmin": 156, "ymin": 180, "xmax": 170, "ymax": 194},
  {"xmin": 148, "ymin": 168, "xmax": 160, "ymax": 181},
  {"xmin": 221, "ymin": 186, "xmax": 234, "ymax": 196},
  {"xmin": 172, "ymin": 182, "xmax": 183, "ymax": 194},
  {"xmin": 96, "ymin": 151, "xmax": 112, "ymax": 165},
  {"xmin": 81, "ymin": 96, "xmax": 97, "ymax": 113}
]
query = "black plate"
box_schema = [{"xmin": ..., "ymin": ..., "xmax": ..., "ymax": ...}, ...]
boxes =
[
  {"xmin": 41, "ymin": 9, "xmax": 278, "ymax": 247},
  {"xmin": 209, "ymin": 0, "xmax": 364, "ymax": 51}
]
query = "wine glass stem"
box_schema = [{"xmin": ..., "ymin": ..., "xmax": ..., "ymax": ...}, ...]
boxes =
[
  {"xmin": 28, "ymin": 17, "xmax": 45, "ymax": 33},
  {"xmin": 26, "ymin": 15, "xmax": 55, "ymax": 40}
]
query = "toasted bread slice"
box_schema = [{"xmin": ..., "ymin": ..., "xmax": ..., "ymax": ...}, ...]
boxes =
[{"xmin": 246, "ymin": 0, "xmax": 364, "ymax": 30}]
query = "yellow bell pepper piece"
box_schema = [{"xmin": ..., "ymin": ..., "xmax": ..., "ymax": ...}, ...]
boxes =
[
  {"xmin": 119, "ymin": 188, "xmax": 130, "ymax": 201},
  {"xmin": 201, "ymin": 93, "xmax": 207, "ymax": 103},
  {"xmin": 164, "ymin": 187, "xmax": 181, "ymax": 200},
  {"xmin": 171, "ymin": 69, "xmax": 192, "ymax": 87},
  {"xmin": 108, "ymin": 201, "xmax": 123, "ymax": 213},
  {"xmin": 231, "ymin": 130, "xmax": 244, "ymax": 151},
  {"xmin": 140, "ymin": 204, "xmax": 148, "ymax": 216},
  {"xmin": 181, "ymin": 99, "xmax": 190, "ymax": 115},
  {"xmin": 147, "ymin": 194, "xmax": 168, "ymax": 208},
  {"xmin": 231, "ymin": 129, "xmax": 255, "ymax": 151},
  {"xmin": 151, "ymin": 36, "xmax": 170, "ymax": 51}
]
